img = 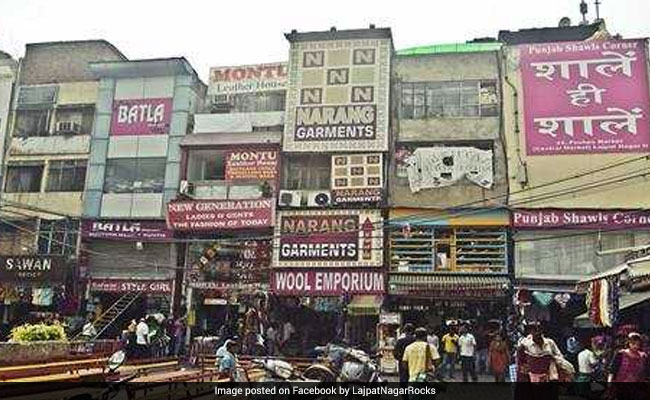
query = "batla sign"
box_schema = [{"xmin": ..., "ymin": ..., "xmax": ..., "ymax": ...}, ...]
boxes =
[{"xmin": 273, "ymin": 210, "xmax": 383, "ymax": 268}]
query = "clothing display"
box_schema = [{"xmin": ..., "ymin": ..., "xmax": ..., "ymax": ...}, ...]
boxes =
[{"xmin": 586, "ymin": 277, "xmax": 619, "ymax": 327}]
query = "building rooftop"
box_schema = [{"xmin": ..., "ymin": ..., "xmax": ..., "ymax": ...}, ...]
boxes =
[
  {"xmin": 26, "ymin": 39, "xmax": 128, "ymax": 61},
  {"xmin": 498, "ymin": 20, "xmax": 606, "ymax": 45},
  {"xmin": 89, "ymin": 57, "xmax": 204, "ymax": 86},
  {"xmin": 397, "ymin": 42, "xmax": 502, "ymax": 56},
  {"xmin": 285, "ymin": 27, "xmax": 392, "ymax": 43}
]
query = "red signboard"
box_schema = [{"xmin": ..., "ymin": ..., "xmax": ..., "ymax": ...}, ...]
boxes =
[
  {"xmin": 110, "ymin": 98, "xmax": 173, "ymax": 136},
  {"xmin": 512, "ymin": 209, "xmax": 650, "ymax": 229},
  {"xmin": 81, "ymin": 220, "xmax": 172, "ymax": 241},
  {"xmin": 166, "ymin": 198, "xmax": 275, "ymax": 231},
  {"xmin": 89, "ymin": 279, "xmax": 173, "ymax": 294},
  {"xmin": 270, "ymin": 269, "xmax": 384, "ymax": 296},
  {"xmin": 225, "ymin": 149, "xmax": 279, "ymax": 181},
  {"xmin": 279, "ymin": 214, "xmax": 359, "ymax": 262}
]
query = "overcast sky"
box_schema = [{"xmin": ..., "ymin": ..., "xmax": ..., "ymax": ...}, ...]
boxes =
[{"xmin": 1, "ymin": 0, "xmax": 648, "ymax": 80}]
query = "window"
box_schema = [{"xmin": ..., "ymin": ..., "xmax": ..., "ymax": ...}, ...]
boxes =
[
  {"xmin": 0, "ymin": 220, "xmax": 37, "ymax": 255},
  {"xmin": 400, "ymin": 80, "xmax": 499, "ymax": 119},
  {"xmin": 104, "ymin": 158, "xmax": 166, "ymax": 193},
  {"xmin": 14, "ymin": 109, "xmax": 51, "ymax": 137},
  {"xmin": 53, "ymin": 106, "xmax": 94, "ymax": 135},
  {"xmin": 283, "ymin": 155, "xmax": 331, "ymax": 190},
  {"xmin": 37, "ymin": 219, "xmax": 79, "ymax": 256},
  {"xmin": 47, "ymin": 160, "xmax": 87, "ymax": 192},
  {"xmin": 5, "ymin": 163, "xmax": 44, "ymax": 193},
  {"xmin": 211, "ymin": 91, "xmax": 286, "ymax": 113},
  {"xmin": 390, "ymin": 226, "xmax": 507, "ymax": 273}
]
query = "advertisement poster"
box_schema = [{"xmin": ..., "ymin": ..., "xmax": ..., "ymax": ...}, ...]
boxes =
[
  {"xmin": 208, "ymin": 63, "xmax": 287, "ymax": 95},
  {"xmin": 519, "ymin": 39, "xmax": 650, "ymax": 155},
  {"xmin": 273, "ymin": 210, "xmax": 383, "ymax": 268},
  {"xmin": 167, "ymin": 198, "xmax": 275, "ymax": 231},
  {"xmin": 110, "ymin": 97, "xmax": 173, "ymax": 136},
  {"xmin": 512, "ymin": 209, "xmax": 650, "ymax": 229},
  {"xmin": 224, "ymin": 149, "xmax": 279, "ymax": 181},
  {"xmin": 270, "ymin": 269, "xmax": 384, "ymax": 296},
  {"xmin": 0, "ymin": 256, "xmax": 65, "ymax": 282},
  {"xmin": 81, "ymin": 220, "xmax": 172, "ymax": 241}
]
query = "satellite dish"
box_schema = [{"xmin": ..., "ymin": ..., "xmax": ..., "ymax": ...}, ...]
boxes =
[{"xmin": 558, "ymin": 17, "xmax": 572, "ymax": 27}]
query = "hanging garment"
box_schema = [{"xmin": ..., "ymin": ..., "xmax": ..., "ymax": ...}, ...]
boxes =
[
  {"xmin": 532, "ymin": 291, "xmax": 554, "ymax": 307},
  {"xmin": 599, "ymin": 279, "xmax": 611, "ymax": 327},
  {"xmin": 587, "ymin": 280, "xmax": 602, "ymax": 327}
]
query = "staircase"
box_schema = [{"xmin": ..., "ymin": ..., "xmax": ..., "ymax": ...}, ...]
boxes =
[{"xmin": 75, "ymin": 291, "xmax": 142, "ymax": 340}]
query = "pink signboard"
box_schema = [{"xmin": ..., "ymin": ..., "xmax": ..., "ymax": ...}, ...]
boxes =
[
  {"xmin": 520, "ymin": 39, "xmax": 650, "ymax": 155},
  {"xmin": 110, "ymin": 97, "xmax": 173, "ymax": 136},
  {"xmin": 512, "ymin": 209, "xmax": 650, "ymax": 229},
  {"xmin": 270, "ymin": 269, "xmax": 384, "ymax": 296},
  {"xmin": 166, "ymin": 198, "xmax": 275, "ymax": 231},
  {"xmin": 89, "ymin": 279, "xmax": 173, "ymax": 294}
]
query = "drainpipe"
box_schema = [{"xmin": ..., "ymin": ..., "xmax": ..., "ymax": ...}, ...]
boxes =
[{"xmin": 501, "ymin": 51, "xmax": 528, "ymax": 190}]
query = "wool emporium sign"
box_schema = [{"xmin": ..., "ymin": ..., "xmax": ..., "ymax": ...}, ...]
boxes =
[
  {"xmin": 273, "ymin": 210, "xmax": 383, "ymax": 268},
  {"xmin": 166, "ymin": 198, "xmax": 275, "ymax": 231},
  {"xmin": 519, "ymin": 39, "xmax": 650, "ymax": 155},
  {"xmin": 270, "ymin": 269, "xmax": 384, "ymax": 295},
  {"xmin": 110, "ymin": 98, "xmax": 173, "ymax": 136}
]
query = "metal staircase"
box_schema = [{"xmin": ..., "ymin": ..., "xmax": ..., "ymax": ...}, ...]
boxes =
[{"xmin": 74, "ymin": 291, "xmax": 142, "ymax": 340}]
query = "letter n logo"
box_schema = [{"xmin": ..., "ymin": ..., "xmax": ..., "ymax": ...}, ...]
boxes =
[
  {"xmin": 353, "ymin": 49, "xmax": 375, "ymax": 65},
  {"xmin": 327, "ymin": 68, "xmax": 349, "ymax": 85},
  {"xmin": 301, "ymin": 88, "xmax": 322, "ymax": 105},
  {"xmin": 303, "ymin": 51, "xmax": 324, "ymax": 68},
  {"xmin": 351, "ymin": 86, "xmax": 374, "ymax": 103}
]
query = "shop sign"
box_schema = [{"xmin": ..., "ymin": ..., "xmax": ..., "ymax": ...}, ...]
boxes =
[
  {"xmin": 332, "ymin": 188, "xmax": 383, "ymax": 204},
  {"xmin": 225, "ymin": 149, "xmax": 279, "ymax": 181},
  {"xmin": 187, "ymin": 240, "xmax": 271, "ymax": 285},
  {"xmin": 270, "ymin": 269, "xmax": 384, "ymax": 296},
  {"xmin": 283, "ymin": 38, "xmax": 391, "ymax": 152},
  {"xmin": 89, "ymin": 279, "xmax": 173, "ymax": 294},
  {"xmin": 81, "ymin": 220, "xmax": 172, "ymax": 241},
  {"xmin": 208, "ymin": 62, "xmax": 287, "ymax": 95},
  {"xmin": 519, "ymin": 39, "xmax": 650, "ymax": 155},
  {"xmin": 0, "ymin": 256, "xmax": 65, "ymax": 282},
  {"xmin": 331, "ymin": 153, "xmax": 383, "ymax": 204},
  {"xmin": 512, "ymin": 209, "xmax": 650, "ymax": 229},
  {"xmin": 273, "ymin": 210, "xmax": 383, "ymax": 268},
  {"xmin": 204, "ymin": 298, "xmax": 228, "ymax": 305},
  {"xmin": 379, "ymin": 312, "xmax": 401, "ymax": 325},
  {"xmin": 166, "ymin": 198, "xmax": 275, "ymax": 231},
  {"xmin": 110, "ymin": 97, "xmax": 173, "ymax": 136}
]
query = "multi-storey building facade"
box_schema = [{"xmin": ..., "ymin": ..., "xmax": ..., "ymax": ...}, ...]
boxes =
[
  {"xmin": 82, "ymin": 58, "xmax": 205, "ymax": 328},
  {"xmin": 0, "ymin": 41, "xmax": 126, "ymax": 331}
]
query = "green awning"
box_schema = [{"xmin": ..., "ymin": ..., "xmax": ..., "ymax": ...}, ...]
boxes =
[
  {"xmin": 347, "ymin": 295, "xmax": 383, "ymax": 316},
  {"xmin": 397, "ymin": 42, "xmax": 502, "ymax": 56}
]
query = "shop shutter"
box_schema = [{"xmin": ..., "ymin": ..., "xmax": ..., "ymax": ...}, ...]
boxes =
[{"xmin": 87, "ymin": 240, "xmax": 175, "ymax": 280}]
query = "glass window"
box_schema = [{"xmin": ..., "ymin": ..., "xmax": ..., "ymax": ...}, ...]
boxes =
[
  {"xmin": 400, "ymin": 80, "xmax": 499, "ymax": 119},
  {"xmin": 14, "ymin": 109, "xmax": 51, "ymax": 137},
  {"xmin": 5, "ymin": 163, "xmax": 44, "ymax": 193},
  {"xmin": 213, "ymin": 91, "xmax": 286, "ymax": 113},
  {"xmin": 283, "ymin": 155, "xmax": 330, "ymax": 190},
  {"xmin": 104, "ymin": 158, "xmax": 166, "ymax": 193},
  {"xmin": 37, "ymin": 219, "xmax": 79, "ymax": 256},
  {"xmin": 47, "ymin": 160, "xmax": 87, "ymax": 192}
]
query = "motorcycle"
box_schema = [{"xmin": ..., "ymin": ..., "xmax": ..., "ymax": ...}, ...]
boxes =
[
  {"xmin": 303, "ymin": 344, "xmax": 382, "ymax": 383},
  {"xmin": 244, "ymin": 358, "xmax": 316, "ymax": 382}
]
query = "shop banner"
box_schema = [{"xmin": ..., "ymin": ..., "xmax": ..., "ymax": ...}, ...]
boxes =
[
  {"xmin": 0, "ymin": 256, "xmax": 65, "ymax": 282},
  {"xmin": 81, "ymin": 220, "xmax": 172, "ymax": 241},
  {"xmin": 332, "ymin": 188, "xmax": 384, "ymax": 204},
  {"xmin": 110, "ymin": 97, "xmax": 173, "ymax": 136},
  {"xmin": 167, "ymin": 198, "xmax": 275, "ymax": 231},
  {"xmin": 519, "ymin": 39, "xmax": 650, "ymax": 155},
  {"xmin": 512, "ymin": 209, "xmax": 650, "ymax": 229},
  {"xmin": 208, "ymin": 63, "xmax": 287, "ymax": 95},
  {"xmin": 273, "ymin": 210, "xmax": 383, "ymax": 268},
  {"xmin": 225, "ymin": 149, "xmax": 279, "ymax": 181},
  {"xmin": 270, "ymin": 269, "xmax": 384, "ymax": 296},
  {"xmin": 89, "ymin": 279, "xmax": 173, "ymax": 294}
]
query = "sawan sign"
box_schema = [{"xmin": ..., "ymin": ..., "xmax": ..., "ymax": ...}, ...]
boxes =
[{"xmin": 0, "ymin": 256, "xmax": 65, "ymax": 282}]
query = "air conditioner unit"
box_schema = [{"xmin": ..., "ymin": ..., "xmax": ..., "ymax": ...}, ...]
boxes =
[
  {"xmin": 306, "ymin": 191, "xmax": 331, "ymax": 207},
  {"xmin": 56, "ymin": 121, "xmax": 82, "ymax": 135},
  {"xmin": 278, "ymin": 190, "xmax": 302, "ymax": 207},
  {"xmin": 179, "ymin": 180, "xmax": 195, "ymax": 196}
]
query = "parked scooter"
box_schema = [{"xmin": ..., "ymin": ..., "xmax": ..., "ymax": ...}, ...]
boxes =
[
  {"xmin": 245, "ymin": 358, "xmax": 316, "ymax": 382},
  {"xmin": 303, "ymin": 343, "xmax": 382, "ymax": 383}
]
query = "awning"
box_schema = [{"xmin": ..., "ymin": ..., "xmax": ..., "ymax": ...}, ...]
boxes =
[
  {"xmin": 515, "ymin": 275, "xmax": 580, "ymax": 293},
  {"xmin": 180, "ymin": 131, "xmax": 282, "ymax": 147},
  {"xmin": 577, "ymin": 263, "xmax": 629, "ymax": 287},
  {"xmin": 388, "ymin": 274, "xmax": 510, "ymax": 299},
  {"xmin": 347, "ymin": 295, "xmax": 383, "ymax": 316},
  {"xmin": 574, "ymin": 290, "xmax": 650, "ymax": 328}
]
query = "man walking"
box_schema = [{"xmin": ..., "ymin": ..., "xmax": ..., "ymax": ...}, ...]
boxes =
[
  {"xmin": 136, "ymin": 317, "xmax": 150, "ymax": 359},
  {"xmin": 403, "ymin": 327, "xmax": 440, "ymax": 382},
  {"xmin": 441, "ymin": 324, "xmax": 459, "ymax": 379},
  {"xmin": 394, "ymin": 323, "xmax": 416, "ymax": 385},
  {"xmin": 458, "ymin": 323, "xmax": 478, "ymax": 382}
]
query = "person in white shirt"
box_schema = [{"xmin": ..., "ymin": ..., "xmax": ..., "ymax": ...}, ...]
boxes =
[
  {"xmin": 458, "ymin": 324, "xmax": 478, "ymax": 382},
  {"xmin": 136, "ymin": 318, "xmax": 150, "ymax": 359},
  {"xmin": 281, "ymin": 320, "xmax": 295, "ymax": 353},
  {"xmin": 81, "ymin": 318, "xmax": 97, "ymax": 340},
  {"xmin": 577, "ymin": 338, "xmax": 599, "ymax": 380}
]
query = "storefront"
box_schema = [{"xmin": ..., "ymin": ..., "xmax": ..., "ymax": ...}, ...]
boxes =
[
  {"xmin": 387, "ymin": 208, "xmax": 512, "ymax": 335},
  {"xmin": 81, "ymin": 219, "xmax": 176, "ymax": 331}
]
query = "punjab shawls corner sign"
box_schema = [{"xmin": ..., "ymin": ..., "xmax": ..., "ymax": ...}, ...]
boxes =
[{"xmin": 519, "ymin": 39, "xmax": 650, "ymax": 155}]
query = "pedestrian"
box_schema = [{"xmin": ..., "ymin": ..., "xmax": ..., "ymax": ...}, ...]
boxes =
[
  {"xmin": 173, "ymin": 317, "xmax": 185, "ymax": 357},
  {"xmin": 488, "ymin": 333, "xmax": 510, "ymax": 382},
  {"xmin": 218, "ymin": 339, "xmax": 239, "ymax": 381},
  {"xmin": 441, "ymin": 323, "xmax": 459, "ymax": 379},
  {"xmin": 427, "ymin": 325, "xmax": 440, "ymax": 351},
  {"xmin": 136, "ymin": 317, "xmax": 150, "ymax": 359},
  {"xmin": 475, "ymin": 325, "xmax": 489, "ymax": 375},
  {"xmin": 81, "ymin": 317, "xmax": 97, "ymax": 341},
  {"xmin": 126, "ymin": 319, "xmax": 137, "ymax": 358},
  {"xmin": 458, "ymin": 323, "xmax": 478, "ymax": 382},
  {"xmin": 244, "ymin": 304, "xmax": 260, "ymax": 354},
  {"xmin": 564, "ymin": 329, "xmax": 581, "ymax": 370},
  {"xmin": 281, "ymin": 320, "xmax": 295, "ymax": 353},
  {"xmin": 394, "ymin": 323, "xmax": 416, "ymax": 385},
  {"xmin": 266, "ymin": 323, "xmax": 277, "ymax": 356},
  {"xmin": 608, "ymin": 332, "xmax": 649, "ymax": 382},
  {"xmin": 516, "ymin": 321, "xmax": 574, "ymax": 382},
  {"xmin": 403, "ymin": 327, "xmax": 440, "ymax": 382}
]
